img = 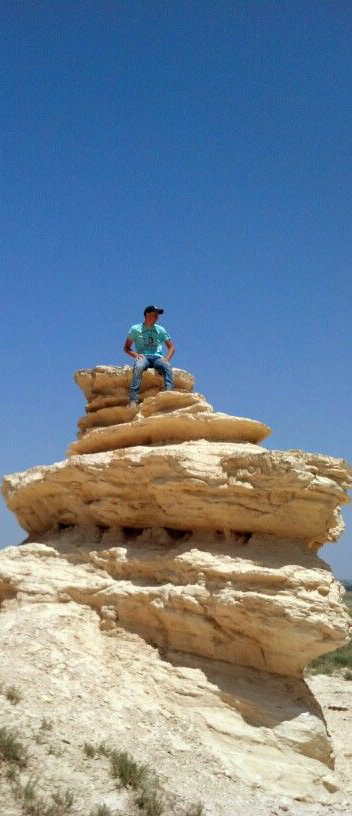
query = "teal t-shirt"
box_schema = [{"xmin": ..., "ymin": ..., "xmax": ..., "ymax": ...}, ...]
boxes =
[{"xmin": 128, "ymin": 323, "xmax": 171, "ymax": 357}]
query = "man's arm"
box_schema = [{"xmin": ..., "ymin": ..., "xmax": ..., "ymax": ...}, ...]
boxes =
[
  {"xmin": 124, "ymin": 336, "xmax": 144, "ymax": 360},
  {"xmin": 162, "ymin": 339, "xmax": 175, "ymax": 362}
]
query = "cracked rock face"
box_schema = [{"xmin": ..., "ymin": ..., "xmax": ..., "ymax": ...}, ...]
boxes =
[
  {"xmin": 2, "ymin": 442, "xmax": 350, "ymax": 543},
  {"xmin": 1, "ymin": 364, "xmax": 351, "ymax": 806},
  {"xmin": 0, "ymin": 531, "xmax": 349, "ymax": 677}
]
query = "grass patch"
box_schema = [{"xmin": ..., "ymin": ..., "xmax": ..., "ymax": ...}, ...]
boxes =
[
  {"xmin": 23, "ymin": 780, "xmax": 37, "ymax": 803},
  {"xmin": 97, "ymin": 742, "xmax": 110, "ymax": 757},
  {"xmin": 4, "ymin": 761, "xmax": 74, "ymax": 816},
  {"xmin": 83, "ymin": 742, "xmax": 96, "ymax": 758},
  {"xmin": 110, "ymin": 750, "xmax": 149, "ymax": 789},
  {"xmin": 343, "ymin": 590, "xmax": 352, "ymax": 611},
  {"xmin": 6, "ymin": 763, "xmax": 20, "ymax": 783},
  {"xmin": 80, "ymin": 741, "xmax": 203, "ymax": 816},
  {"xmin": 89, "ymin": 806, "xmax": 113, "ymax": 816},
  {"xmin": 4, "ymin": 685, "xmax": 22, "ymax": 705},
  {"xmin": 83, "ymin": 740, "xmax": 110, "ymax": 759},
  {"xmin": 308, "ymin": 642, "xmax": 352, "ymax": 675},
  {"xmin": 52, "ymin": 789, "xmax": 74, "ymax": 810},
  {"xmin": 0, "ymin": 726, "xmax": 27, "ymax": 767},
  {"xmin": 307, "ymin": 591, "xmax": 352, "ymax": 676},
  {"xmin": 136, "ymin": 780, "xmax": 164, "ymax": 815},
  {"xmin": 22, "ymin": 788, "xmax": 74, "ymax": 816},
  {"xmin": 109, "ymin": 750, "xmax": 165, "ymax": 814},
  {"xmin": 39, "ymin": 718, "xmax": 53, "ymax": 732}
]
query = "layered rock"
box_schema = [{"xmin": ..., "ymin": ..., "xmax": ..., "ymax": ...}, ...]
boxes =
[
  {"xmin": 0, "ymin": 585, "xmax": 341, "ymax": 811},
  {"xmin": 0, "ymin": 531, "xmax": 348, "ymax": 678},
  {"xmin": 76, "ymin": 365, "xmax": 195, "ymax": 416},
  {"xmin": 71, "ymin": 366, "xmax": 271, "ymax": 451},
  {"xmin": 3, "ymin": 442, "xmax": 350, "ymax": 545},
  {"xmin": 1, "ymin": 364, "xmax": 351, "ymax": 807}
]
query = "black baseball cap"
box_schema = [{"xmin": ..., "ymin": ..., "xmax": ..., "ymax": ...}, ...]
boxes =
[{"xmin": 143, "ymin": 305, "xmax": 164, "ymax": 315}]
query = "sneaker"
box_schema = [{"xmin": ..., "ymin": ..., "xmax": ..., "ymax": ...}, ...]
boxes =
[{"xmin": 129, "ymin": 401, "xmax": 137, "ymax": 407}]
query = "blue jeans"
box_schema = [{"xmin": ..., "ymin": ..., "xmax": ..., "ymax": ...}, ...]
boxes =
[{"xmin": 130, "ymin": 355, "xmax": 174, "ymax": 402}]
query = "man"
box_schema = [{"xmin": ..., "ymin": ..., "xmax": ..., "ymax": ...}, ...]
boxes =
[{"xmin": 124, "ymin": 306, "xmax": 175, "ymax": 405}]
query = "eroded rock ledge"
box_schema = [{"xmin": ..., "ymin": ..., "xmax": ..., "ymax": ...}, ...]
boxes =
[
  {"xmin": 2, "ymin": 441, "xmax": 350, "ymax": 543},
  {"xmin": 0, "ymin": 529, "xmax": 349, "ymax": 677}
]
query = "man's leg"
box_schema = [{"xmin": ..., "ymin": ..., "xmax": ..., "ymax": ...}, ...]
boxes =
[
  {"xmin": 153, "ymin": 357, "xmax": 174, "ymax": 391},
  {"xmin": 130, "ymin": 356, "xmax": 149, "ymax": 403}
]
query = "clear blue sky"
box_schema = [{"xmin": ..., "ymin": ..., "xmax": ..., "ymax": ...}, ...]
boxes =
[{"xmin": 1, "ymin": 1, "xmax": 351, "ymax": 577}]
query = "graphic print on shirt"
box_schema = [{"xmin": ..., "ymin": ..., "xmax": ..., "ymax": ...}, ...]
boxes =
[{"xmin": 143, "ymin": 328, "xmax": 158, "ymax": 353}]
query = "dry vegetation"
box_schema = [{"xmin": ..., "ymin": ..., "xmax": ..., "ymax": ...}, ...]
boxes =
[
  {"xmin": 307, "ymin": 591, "xmax": 352, "ymax": 677},
  {"xmin": 0, "ymin": 723, "xmax": 204, "ymax": 816},
  {"xmin": 81, "ymin": 741, "xmax": 204, "ymax": 816}
]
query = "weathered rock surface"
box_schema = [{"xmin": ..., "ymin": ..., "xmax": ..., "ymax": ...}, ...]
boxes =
[
  {"xmin": 0, "ymin": 534, "xmax": 349, "ymax": 677},
  {"xmin": 3, "ymin": 441, "xmax": 350, "ymax": 543},
  {"xmin": 76, "ymin": 365, "xmax": 195, "ymax": 401},
  {"xmin": 73, "ymin": 379, "xmax": 271, "ymax": 452},
  {"xmin": 0, "ymin": 585, "xmax": 344, "ymax": 815},
  {"xmin": 1, "ymin": 365, "xmax": 351, "ymax": 809},
  {"xmin": 0, "ymin": 536, "xmax": 346, "ymax": 808},
  {"xmin": 71, "ymin": 411, "xmax": 271, "ymax": 452},
  {"xmin": 77, "ymin": 392, "xmax": 212, "ymax": 438}
]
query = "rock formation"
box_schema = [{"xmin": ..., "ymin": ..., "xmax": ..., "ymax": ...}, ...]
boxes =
[{"xmin": 1, "ymin": 365, "xmax": 351, "ymax": 812}]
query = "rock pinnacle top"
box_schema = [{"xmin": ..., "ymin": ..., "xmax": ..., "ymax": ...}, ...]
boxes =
[{"xmin": 69, "ymin": 365, "xmax": 272, "ymax": 454}]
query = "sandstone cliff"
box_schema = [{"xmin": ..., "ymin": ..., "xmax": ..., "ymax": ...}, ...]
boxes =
[{"xmin": 1, "ymin": 366, "xmax": 351, "ymax": 815}]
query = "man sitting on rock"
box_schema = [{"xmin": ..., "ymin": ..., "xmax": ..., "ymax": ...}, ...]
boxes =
[{"xmin": 124, "ymin": 306, "xmax": 175, "ymax": 405}]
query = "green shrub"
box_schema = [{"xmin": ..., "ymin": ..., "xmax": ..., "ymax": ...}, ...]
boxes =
[
  {"xmin": 307, "ymin": 594, "xmax": 351, "ymax": 675},
  {"xmin": 51, "ymin": 789, "xmax": 74, "ymax": 810},
  {"xmin": 5, "ymin": 685, "xmax": 22, "ymax": 705},
  {"xmin": 110, "ymin": 750, "xmax": 149, "ymax": 789},
  {"xmin": 83, "ymin": 742, "xmax": 96, "ymax": 758},
  {"xmin": 22, "ymin": 788, "xmax": 74, "ymax": 816},
  {"xmin": 6, "ymin": 763, "xmax": 20, "ymax": 783},
  {"xmin": 308, "ymin": 641, "xmax": 352, "ymax": 675},
  {"xmin": 136, "ymin": 779, "xmax": 164, "ymax": 815},
  {"xmin": 23, "ymin": 780, "xmax": 37, "ymax": 802},
  {"xmin": 97, "ymin": 742, "xmax": 110, "ymax": 757},
  {"xmin": 0, "ymin": 727, "xmax": 27, "ymax": 767},
  {"xmin": 89, "ymin": 806, "xmax": 113, "ymax": 816}
]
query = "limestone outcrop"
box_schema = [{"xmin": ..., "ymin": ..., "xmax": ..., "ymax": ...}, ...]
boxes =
[
  {"xmin": 3, "ymin": 441, "xmax": 350, "ymax": 544},
  {"xmin": 0, "ymin": 533, "xmax": 348, "ymax": 678},
  {"xmin": 70, "ymin": 366, "xmax": 271, "ymax": 451},
  {"xmin": 1, "ymin": 365, "xmax": 351, "ymax": 809}
]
